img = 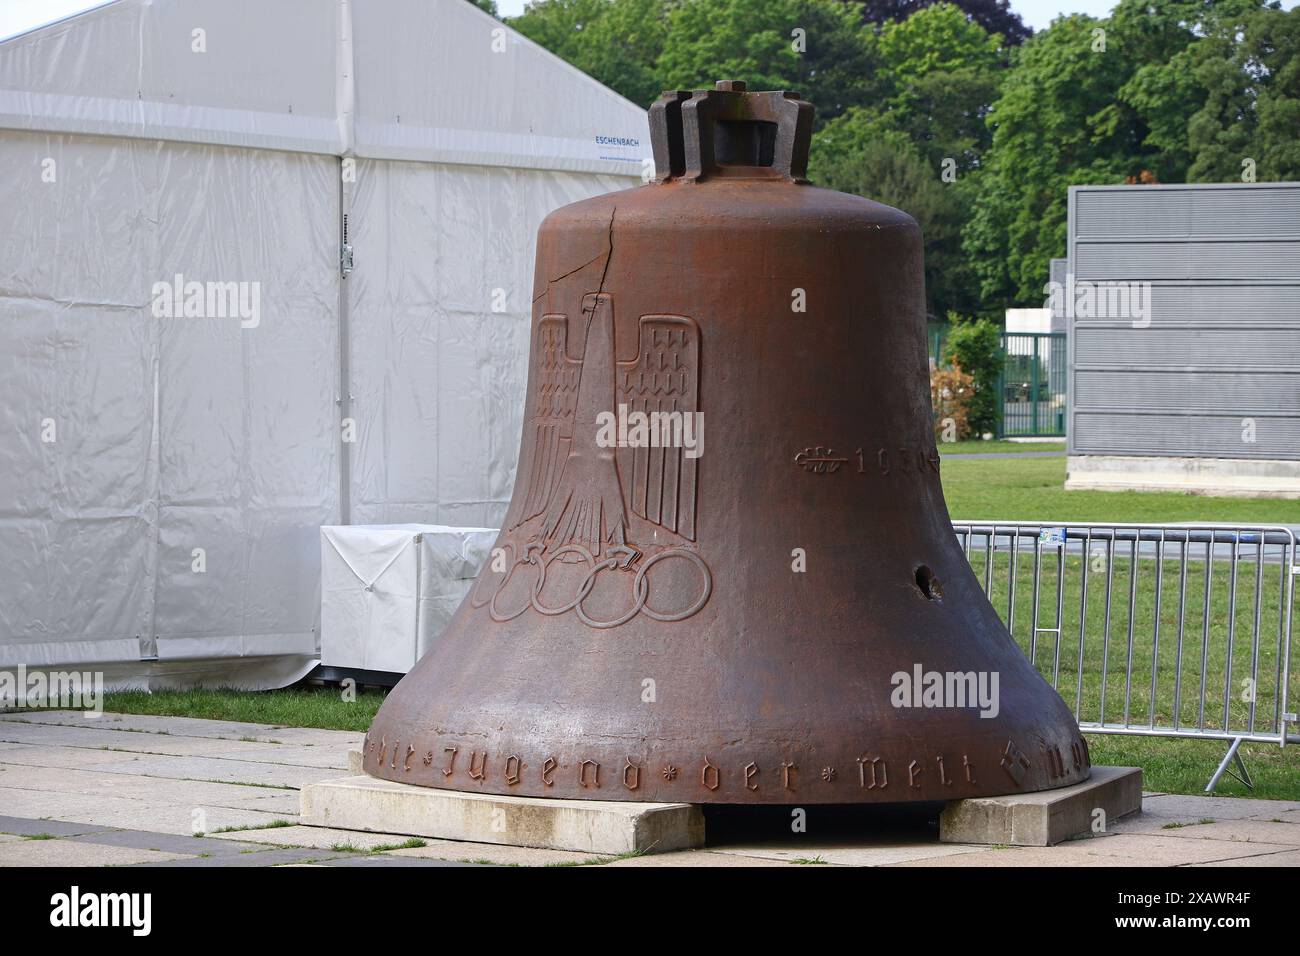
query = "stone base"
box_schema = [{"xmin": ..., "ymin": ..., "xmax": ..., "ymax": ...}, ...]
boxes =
[
  {"xmin": 300, "ymin": 775, "xmax": 706, "ymax": 855},
  {"xmin": 939, "ymin": 766, "xmax": 1142, "ymax": 846},
  {"xmin": 1066, "ymin": 455, "xmax": 1300, "ymax": 499}
]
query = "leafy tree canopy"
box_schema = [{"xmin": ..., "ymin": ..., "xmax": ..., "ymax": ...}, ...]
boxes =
[
  {"xmin": 510, "ymin": 0, "xmax": 1300, "ymax": 318},
  {"xmin": 857, "ymin": 0, "xmax": 1031, "ymax": 45}
]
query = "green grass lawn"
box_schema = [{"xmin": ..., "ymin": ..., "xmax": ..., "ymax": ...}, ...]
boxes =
[
  {"xmin": 100, "ymin": 686, "xmax": 386, "ymax": 732},
  {"xmin": 1089, "ymin": 736, "xmax": 1297, "ymax": 801},
  {"xmin": 942, "ymin": 454, "xmax": 1300, "ymax": 525}
]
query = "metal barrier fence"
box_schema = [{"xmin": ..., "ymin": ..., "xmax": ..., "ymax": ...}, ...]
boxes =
[{"xmin": 952, "ymin": 521, "xmax": 1298, "ymax": 791}]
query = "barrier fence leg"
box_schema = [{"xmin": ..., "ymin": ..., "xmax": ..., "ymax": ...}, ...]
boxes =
[{"xmin": 1205, "ymin": 737, "xmax": 1254, "ymax": 793}]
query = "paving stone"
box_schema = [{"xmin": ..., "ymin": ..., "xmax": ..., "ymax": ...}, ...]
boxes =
[
  {"xmin": 0, "ymin": 718, "xmax": 354, "ymax": 771},
  {"xmin": 607, "ymin": 850, "xmax": 795, "ymax": 867},
  {"xmin": 0, "ymin": 838, "xmax": 194, "ymax": 867},
  {"xmin": 0, "ymin": 785, "xmax": 164, "ymax": 821},
  {"xmin": 891, "ymin": 833, "xmax": 1294, "ymax": 867},
  {"xmin": 0, "ymin": 815, "xmax": 118, "ymax": 837},
  {"xmin": 1151, "ymin": 819, "xmax": 1300, "ymax": 846},
  {"xmin": 387, "ymin": 840, "xmax": 609, "ymax": 867},
  {"xmin": 128, "ymin": 846, "xmax": 356, "ymax": 867},
  {"xmin": 0, "ymin": 744, "xmax": 143, "ymax": 770},
  {"xmin": 318, "ymin": 854, "xmax": 478, "ymax": 867},
  {"xmin": 219, "ymin": 790, "xmax": 302, "ymax": 813},
  {"xmin": 104, "ymin": 805, "xmax": 296, "ymax": 836},
  {"xmin": 209, "ymin": 825, "xmax": 414, "ymax": 851},
  {"xmin": 2, "ymin": 711, "xmax": 356, "ymax": 748},
  {"xmin": 1138, "ymin": 793, "xmax": 1300, "ymax": 821},
  {"xmin": 204, "ymin": 744, "xmax": 349, "ymax": 770},
  {"xmin": 66, "ymin": 828, "xmax": 269, "ymax": 857},
  {"xmin": 1111, "ymin": 812, "xmax": 1214, "ymax": 835},
  {"xmin": 0, "ymin": 763, "xmax": 302, "ymax": 810},
  {"xmin": 710, "ymin": 841, "xmax": 991, "ymax": 866},
  {"xmin": 0, "ymin": 787, "xmax": 294, "ymax": 835},
  {"xmin": 0, "ymin": 721, "xmax": 285, "ymax": 758},
  {"xmin": 92, "ymin": 754, "xmax": 340, "ymax": 787},
  {"xmin": 0, "ymin": 722, "xmax": 348, "ymax": 770},
  {"xmin": 0, "ymin": 745, "xmax": 340, "ymax": 787},
  {"xmin": 1192, "ymin": 848, "xmax": 1300, "ymax": 866}
]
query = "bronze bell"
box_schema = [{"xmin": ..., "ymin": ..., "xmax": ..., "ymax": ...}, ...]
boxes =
[{"xmin": 362, "ymin": 81, "xmax": 1090, "ymax": 803}]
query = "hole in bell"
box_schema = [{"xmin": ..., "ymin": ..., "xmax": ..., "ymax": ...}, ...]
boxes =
[{"xmin": 914, "ymin": 565, "xmax": 941, "ymax": 600}]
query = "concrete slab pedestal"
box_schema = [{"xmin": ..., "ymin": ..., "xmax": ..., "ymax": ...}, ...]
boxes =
[
  {"xmin": 300, "ymin": 775, "xmax": 705, "ymax": 855},
  {"xmin": 305, "ymin": 763, "xmax": 1141, "ymax": 855},
  {"xmin": 939, "ymin": 766, "xmax": 1143, "ymax": 846}
]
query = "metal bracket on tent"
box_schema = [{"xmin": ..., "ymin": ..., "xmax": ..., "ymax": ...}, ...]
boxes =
[{"xmin": 340, "ymin": 242, "xmax": 354, "ymax": 278}]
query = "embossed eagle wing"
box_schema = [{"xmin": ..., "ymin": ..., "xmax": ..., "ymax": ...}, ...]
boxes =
[
  {"xmin": 616, "ymin": 314, "xmax": 700, "ymax": 541},
  {"xmin": 508, "ymin": 314, "xmax": 580, "ymax": 530}
]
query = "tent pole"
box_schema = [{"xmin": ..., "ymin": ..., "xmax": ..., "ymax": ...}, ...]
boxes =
[{"xmin": 336, "ymin": 0, "xmax": 356, "ymax": 526}]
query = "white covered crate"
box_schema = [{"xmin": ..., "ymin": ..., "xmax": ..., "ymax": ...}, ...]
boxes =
[{"xmin": 320, "ymin": 525, "xmax": 497, "ymax": 674}]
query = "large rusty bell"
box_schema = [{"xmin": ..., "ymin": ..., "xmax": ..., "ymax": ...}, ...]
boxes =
[{"xmin": 363, "ymin": 82, "xmax": 1090, "ymax": 803}]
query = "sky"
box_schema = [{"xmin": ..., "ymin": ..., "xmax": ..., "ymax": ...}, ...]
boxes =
[{"xmin": 0, "ymin": 0, "xmax": 1294, "ymax": 42}]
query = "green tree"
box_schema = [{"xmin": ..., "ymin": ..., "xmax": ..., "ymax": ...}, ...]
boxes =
[
  {"xmin": 658, "ymin": 0, "xmax": 882, "ymax": 124},
  {"xmin": 511, "ymin": 0, "xmax": 668, "ymax": 107},
  {"xmin": 810, "ymin": 4, "xmax": 1004, "ymax": 318},
  {"xmin": 1251, "ymin": 7, "xmax": 1300, "ymax": 179},
  {"xmin": 962, "ymin": 14, "xmax": 1144, "ymax": 307},
  {"xmin": 874, "ymin": 3, "xmax": 1005, "ymax": 171},
  {"xmin": 963, "ymin": 0, "xmax": 1298, "ymax": 307},
  {"xmin": 1183, "ymin": 4, "xmax": 1300, "ymax": 181},
  {"xmin": 858, "ymin": 0, "xmax": 1030, "ymax": 45},
  {"xmin": 1114, "ymin": 0, "xmax": 1266, "ymax": 181},
  {"xmin": 944, "ymin": 318, "xmax": 1002, "ymax": 435},
  {"xmin": 812, "ymin": 132, "xmax": 979, "ymax": 320},
  {"xmin": 876, "ymin": 0, "xmax": 1004, "ymax": 82}
]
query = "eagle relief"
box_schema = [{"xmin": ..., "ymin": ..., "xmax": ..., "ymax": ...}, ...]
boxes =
[{"xmin": 470, "ymin": 292, "xmax": 712, "ymax": 629}]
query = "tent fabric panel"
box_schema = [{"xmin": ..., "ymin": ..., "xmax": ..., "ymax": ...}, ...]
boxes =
[
  {"xmin": 345, "ymin": 158, "xmax": 632, "ymax": 529},
  {"xmin": 0, "ymin": 0, "xmax": 651, "ymax": 176},
  {"xmin": 0, "ymin": 0, "xmax": 343, "ymax": 155},
  {"xmin": 150, "ymin": 143, "xmax": 340, "ymax": 659},
  {"xmin": 0, "ymin": 128, "xmax": 338, "ymax": 669},
  {"xmin": 0, "ymin": 130, "xmax": 160, "ymax": 666},
  {"xmin": 351, "ymin": 0, "xmax": 648, "ymax": 174}
]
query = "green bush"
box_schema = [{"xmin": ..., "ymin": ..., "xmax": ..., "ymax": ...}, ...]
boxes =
[{"xmin": 944, "ymin": 317, "xmax": 1001, "ymax": 435}]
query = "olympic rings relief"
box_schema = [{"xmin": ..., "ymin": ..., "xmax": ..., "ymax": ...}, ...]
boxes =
[{"xmin": 470, "ymin": 541, "xmax": 712, "ymax": 629}]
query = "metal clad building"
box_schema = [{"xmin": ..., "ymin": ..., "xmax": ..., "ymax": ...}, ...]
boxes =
[{"xmin": 1065, "ymin": 183, "xmax": 1300, "ymax": 498}]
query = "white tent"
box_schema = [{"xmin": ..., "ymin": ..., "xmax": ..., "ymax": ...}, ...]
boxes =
[{"xmin": 0, "ymin": 0, "xmax": 649, "ymax": 687}]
